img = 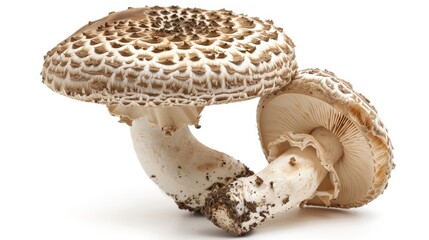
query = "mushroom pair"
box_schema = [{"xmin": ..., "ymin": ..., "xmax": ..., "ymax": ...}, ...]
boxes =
[{"xmin": 42, "ymin": 6, "xmax": 393, "ymax": 236}]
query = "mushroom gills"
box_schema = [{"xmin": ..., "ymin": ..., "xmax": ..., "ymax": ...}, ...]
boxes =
[
  {"xmin": 130, "ymin": 107, "xmax": 252, "ymax": 213},
  {"xmin": 204, "ymin": 127, "xmax": 343, "ymax": 236},
  {"xmin": 260, "ymin": 93, "xmax": 374, "ymax": 205}
]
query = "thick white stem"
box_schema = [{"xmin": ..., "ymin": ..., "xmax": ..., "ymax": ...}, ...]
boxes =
[
  {"xmin": 204, "ymin": 127, "xmax": 343, "ymax": 235},
  {"xmin": 131, "ymin": 117, "xmax": 252, "ymax": 212}
]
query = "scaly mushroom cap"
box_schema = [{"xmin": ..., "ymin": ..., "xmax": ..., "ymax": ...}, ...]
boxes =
[
  {"xmin": 42, "ymin": 6, "xmax": 297, "ymax": 107},
  {"xmin": 257, "ymin": 69, "xmax": 394, "ymax": 208}
]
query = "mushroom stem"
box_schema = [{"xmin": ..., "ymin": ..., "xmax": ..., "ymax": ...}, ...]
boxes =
[
  {"xmin": 131, "ymin": 117, "xmax": 252, "ymax": 213},
  {"xmin": 204, "ymin": 127, "xmax": 343, "ymax": 235}
]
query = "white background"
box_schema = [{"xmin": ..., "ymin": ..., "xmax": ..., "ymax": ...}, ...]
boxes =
[{"xmin": 0, "ymin": 0, "xmax": 426, "ymax": 239}]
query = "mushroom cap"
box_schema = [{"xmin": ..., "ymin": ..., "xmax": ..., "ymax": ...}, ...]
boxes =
[
  {"xmin": 42, "ymin": 6, "xmax": 297, "ymax": 107},
  {"xmin": 257, "ymin": 68, "xmax": 394, "ymax": 208}
]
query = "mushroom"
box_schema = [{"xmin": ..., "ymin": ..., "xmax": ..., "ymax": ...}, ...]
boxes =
[
  {"xmin": 204, "ymin": 69, "xmax": 394, "ymax": 235},
  {"xmin": 41, "ymin": 6, "xmax": 297, "ymax": 212}
]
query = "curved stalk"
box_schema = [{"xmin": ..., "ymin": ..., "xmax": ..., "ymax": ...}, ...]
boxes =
[
  {"xmin": 131, "ymin": 117, "xmax": 252, "ymax": 212},
  {"xmin": 204, "ymin": 127, "xmax": 343, "ymax": 235}
]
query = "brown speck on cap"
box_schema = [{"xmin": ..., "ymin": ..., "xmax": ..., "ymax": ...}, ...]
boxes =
[{"xmin": 42, "ymin": 6, "xmax": 297, "ymax": 107}]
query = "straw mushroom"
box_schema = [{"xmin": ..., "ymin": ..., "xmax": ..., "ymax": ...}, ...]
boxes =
[
  {"xmin": 41, "ymin": 6, "xmax": 297, "ymax": 212},
  {"xmin": 204, "ymin": 69, "xmax": 394, "ymax": 235}
]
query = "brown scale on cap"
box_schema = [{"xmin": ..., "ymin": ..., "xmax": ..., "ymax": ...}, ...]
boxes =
[{"xmin": 42, "ymin": 6, "xmax": 297, "ymax": 107}]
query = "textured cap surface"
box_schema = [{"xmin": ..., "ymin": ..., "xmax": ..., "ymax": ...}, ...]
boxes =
[
  {"xmin": 42, "ymin": 6, "xmax": 297, "ymax": 106},
  {"xmin": 257, "ymin": 69, "xmax": 394, "ymax": 208}
]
